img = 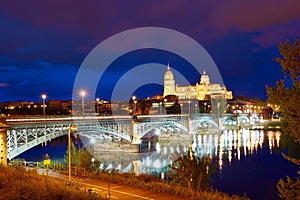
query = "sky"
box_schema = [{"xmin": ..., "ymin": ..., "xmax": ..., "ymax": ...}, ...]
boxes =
[{"xmin": 0, "ymin": 0, "xmax": 300, "ymax": 102}]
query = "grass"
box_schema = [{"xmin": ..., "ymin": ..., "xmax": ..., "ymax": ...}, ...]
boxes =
[
  {"xmin": 0, "ymin": 165, "xmax": 105, "ymax": 200},
  {"xmin": 88, "ymin": 171, "xmax": 249, "ymax": 200},
  {"xmin": 1, "ymin": 163, "xmax": 249, "ymax": 200}
]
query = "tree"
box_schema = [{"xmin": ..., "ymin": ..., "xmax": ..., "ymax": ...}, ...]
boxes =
[
  {"xmin": 266, "ymin": 38, "xmax": 300, "ymax": 199},
  {"xmin": 64, "ymin": 141, "xmax": 79, "ymax": 166},
  {"xmin": 137, "ymin": 99, "xmax": 152, "ymax": 115},
  {"xmin": 64, "ymin": 143, "xmax": 101, "ymax": 172},
  {"xmin": 266, "ymin": 38, "xmax": 300, "ymax": 143},
  {"xmin": 168, "ymin": 146, "xmax": 215, "ymax": 192},
  {"xmin": 78, "ymin": 147, "xmax": 101, "ymax": 172},
  {"xmin": 276, "ymin": 153, "xmax": 300, "ymax": 199}
]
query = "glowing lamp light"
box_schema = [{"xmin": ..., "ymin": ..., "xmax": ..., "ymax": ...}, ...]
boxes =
[{"xmin": 80, "ymin": 90, "xmax": 86, "ymax": 97}]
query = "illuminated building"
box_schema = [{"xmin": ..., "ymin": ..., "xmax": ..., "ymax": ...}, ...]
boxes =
[{"xmin": 163, "ymin": 64, "xmax": 233, "ymax": 100}]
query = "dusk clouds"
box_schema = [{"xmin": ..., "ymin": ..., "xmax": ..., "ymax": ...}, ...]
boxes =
[{"xmin": 0, "ymin": 0, "xmax": 299, "ymax": 101}]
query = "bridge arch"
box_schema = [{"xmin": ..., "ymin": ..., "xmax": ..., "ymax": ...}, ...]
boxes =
[
  {"xmin": 78, "ymin": 125, "xmax": 132, "ymax": 142},
  {"xmin": 238, "ymin": 115, "xmax": 250, "ymax": 125},
  {"xmin": 191, "ymin": 119, "xmax": 219, "ymax": 132},
  {"xmin": 250, "ymin": 114, "xmax": 260, "ymax": 124},
  {"xmin": 137, "ymin": 121, "xmax": 188, "ymax": 139},
  {"xmin": 7, "ymin": 125, "xmax": 70, "ymax": 160},
  {"xmin": 222, "ymin": 116, "xmax": 237, "ymax": 126}
]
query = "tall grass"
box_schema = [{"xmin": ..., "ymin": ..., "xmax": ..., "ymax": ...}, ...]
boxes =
[
  {"xmin": 88, "ymin": 171, "xmax": 248, "ymax": 200},
  {"xmin": 0, "ymin": 165, "xmax": 105, "ymax": 200}
]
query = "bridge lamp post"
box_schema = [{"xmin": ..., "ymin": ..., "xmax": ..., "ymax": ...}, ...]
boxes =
[
  {"xmin": 164, "ymin": 99, "xmax": 167, "ymax": 114},
  {"xmin": 188, "ymin": 101, "xmax": 191, "ymax": 115},
  {"xmin": 134, "ymin": 100, "xmax": 137, "ymax": 115},
  {"xmin": 180, "ymin": 103, "xmax": 183, "ymax": 114},
  {"xmin": 68, "ymin": 125, "xmax": 77, "ymax": 182},
  {"xmin": 195, "ymin": 104, "xmax": 198, "ymax": 114},
  {"xmin": 132, "ymin": 95, "xmax": 138, "ymax": 116},
  {"xmin": 80, "ymin": 90, "xmax": 86, "ymax": 115},
  {"xmin": 159, "ymin": 102, "xmax": 162, "ymax": 115},
  {"xmin": 217, "ymin": 103, "xmax": 220, "ymax": 128},
  {"xmin": 41, "ymin": 94, "xmax": 47, "ymax": 117},
  {"xmin": 96, "ymin": 98, "xmax": 100, "ymax": 114}
]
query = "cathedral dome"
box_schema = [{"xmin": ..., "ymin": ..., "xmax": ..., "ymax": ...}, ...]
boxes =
[
  {"xmin": 164, "ymin": 64, "xmax": 174, "ymax": 81},
  {"xmin": 200, "ymin": 69, "xmax": 210, "ymax": 85}
]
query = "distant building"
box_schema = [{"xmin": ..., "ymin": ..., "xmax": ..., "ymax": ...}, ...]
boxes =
[
  {"xmin": 48, "ymin": 100, "xmax": 72, "ymax": 113},
  {"xmin": 163, "ymin": 64, "xmax": 233, "ymax": 100}
]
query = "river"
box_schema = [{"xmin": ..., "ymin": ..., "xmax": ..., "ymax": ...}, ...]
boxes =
[{"xmin": 16, "ymin": 128, "xmax": 300, "ymax": 200}]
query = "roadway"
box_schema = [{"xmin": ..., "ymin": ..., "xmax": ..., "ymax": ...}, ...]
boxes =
[{"xmin": 41, "ymin": 169, "xmax": 186, "ymax": 200}]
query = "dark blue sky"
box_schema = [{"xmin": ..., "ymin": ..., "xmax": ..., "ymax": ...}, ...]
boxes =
[{"xmin": 0, "ymin": 0, "xmax": 300, "ymax": 102}]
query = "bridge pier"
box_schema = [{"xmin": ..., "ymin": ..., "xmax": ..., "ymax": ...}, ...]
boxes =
[
  {"xmin": 0, "ymin": 115, "xmax": 11, "ymax": 166},
  {"xmin": 188, "ymin": 118, "xmax": 193, "ymax": 134},
  {"xmin": 132, "ymin": 122, "xmax": 142, "ymax": 144}
]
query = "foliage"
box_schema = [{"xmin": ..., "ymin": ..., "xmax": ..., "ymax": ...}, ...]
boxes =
[
  {"xmin": 0, "ymin": 165, "xmax": 104, "ymax": 200},
  {"xmin": 88, "ymin": 170, "xmax": 246, "ymax": 200},
  {"xmin": 277, "ymin": 177, "xmax": 300, "ymax": 200},
  {"xmin": 64, "ymin": 143, "xmax": 101, "ymax": 172},
  {"xmin": 138, "ymin": 99, "xmax": 152, "ymax": 115},
  {"xmin": 276, "ymin": 153, "xmax": 300, "ymax": 199},
  {"xmin": 4, "ymin": 157, "xmax": 246, "ymax": 199},
  {"xmin": 168, "ymin": 148, "xmax": 215, "ymax": 192},
  {"xmin": 64, "ymin": 141, "xmax": 79, "ymax": 166},
  {"xmin": 78, "ymin": 146, "xmax": 101, "ymax": 172},
  {"xmin": 266, "ymin": 38, "xmax": 300, "ymax": 143},
  {"xmin": 266, "ymin": 38, "xmax": 300, "ymax": 199}
]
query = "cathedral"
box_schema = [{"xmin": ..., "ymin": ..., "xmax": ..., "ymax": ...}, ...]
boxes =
[{"xmin": 163, "ymin": 64, "xmax": 232, "ymax": 100}]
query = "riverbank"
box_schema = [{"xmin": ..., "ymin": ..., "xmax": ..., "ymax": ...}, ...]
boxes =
[{"xmin": 0, "ymin": 165, "xmax": 248, "ymax": 200}]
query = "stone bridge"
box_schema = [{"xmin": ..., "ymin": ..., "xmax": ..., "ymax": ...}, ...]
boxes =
[{"xmin": 1, "ymin": 113, "xmax": 261, "ymax": 160}]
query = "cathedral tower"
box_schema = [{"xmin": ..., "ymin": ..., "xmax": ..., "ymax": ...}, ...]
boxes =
[
  {"xmin": 200, "ymin": 69, "xmax": 210, "ymax": 85},
  {"xmin": 163, "ymin": 64, "xmax": 175, "ymax": 97}
]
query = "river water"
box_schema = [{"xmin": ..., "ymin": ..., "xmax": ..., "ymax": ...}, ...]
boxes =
[{"xmin": 16, "ymin": 128, "xmax": 300, "ymax": 200}]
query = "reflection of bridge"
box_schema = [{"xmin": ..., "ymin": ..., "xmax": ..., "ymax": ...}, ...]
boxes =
[
  {"xmin": 95, "ymin": 129, "xmax": 280, "ymax": 175},
  {"xmin": 2, "ymin": 113, "xmax": 261, "ymax": 160}
]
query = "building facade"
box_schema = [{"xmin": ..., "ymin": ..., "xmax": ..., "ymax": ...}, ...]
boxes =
[{"xmin": 163, "ymin": 64, "xmax": 232, "ymax": 100}]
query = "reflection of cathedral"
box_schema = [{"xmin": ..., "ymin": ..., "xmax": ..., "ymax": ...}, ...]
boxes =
[{"xmin": 163, "ymin": 64, "xmax": 233, "ymax": 100}]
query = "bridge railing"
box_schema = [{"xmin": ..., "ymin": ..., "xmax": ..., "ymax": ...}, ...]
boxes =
[
  {"xmin": 8, "ymin": 160, "xmax": 87, "ymax": 178},
  {"xmin": 6, "ymin": 115, "xmax": 133, "ymax": 124},
  {"xmin": 7, "ymin": 115, "xmax": 72, "ymax": 119}
]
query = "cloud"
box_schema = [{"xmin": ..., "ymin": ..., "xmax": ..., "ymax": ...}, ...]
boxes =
[
  {"xmin": 206, "ymin": 0, "xmax": 300, "ymax": 47},
  {"xmin": 0, "ymin": 0, "xmax": 299, "ymax": 101},
  {"xmin": 210, "ymin": 0, "xmax": 300, "ymax": 31},
  {"xmin": 253, "ymin": 19, "xmax": 300, "ymax": 49},
  {"xmin": 1, "ymin": 0, "xmax": 299, "ymax": 49},
  {"xmin": 0, "ymin": 83, "xmax": 9, "ymax": 87}
]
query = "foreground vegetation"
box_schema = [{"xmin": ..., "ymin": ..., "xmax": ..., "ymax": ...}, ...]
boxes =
[
  {"xmin": 266, "ymin": 38, "xmax": 300, "ymax": 199},
  {"xmin": 0, "ymin": 165, "xmax": 105, "ymax": 200},
  {"xmin": 63, "ymin": 144, "xmax": 248, "ymax": 199},
  {"xmin": 5, "ymin": 149, "xmax": 248, "ymax": 200},
  {"xmin": 87, "ymin": 171, "xmax": 247, "ymax": 200}
]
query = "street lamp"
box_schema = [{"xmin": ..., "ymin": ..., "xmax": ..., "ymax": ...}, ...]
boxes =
[
  {"xmin": 96, "ymin": 98, "xmax": 100, "ymax": 114},
  {"xmin": 132, "ymin": 96, "xmax": 137, "ymax": 115},
  {"xmin": 159, "ymin": 102, "xmax": 162, "ymax": 115},
  {"xmin": 134, "ymin": 100, "xmax": 137, "ymax": 115},
  {"xmin": 80, "ymin": 90, "xmax": 86, "ymax": 115},
  {"xmin": 180, "ymin": 103, "xmax": 183, "ymax": 114},
  {"xmin": 41, "ymin": 94, "xmax": 47, "ymax": 116},
  {"xmin": 164, "ymin": 99, "xmax": 167, "ymax": 115},
  {"xmin": 188, "ymin": 101, "xmax": 191, "ymax": 115},
  {"xmin": 68, "ymin": 125, "xmax": 77, "ymax": 182},
  {"xmin": 217, "ymin": 103, "xmax": 220, "ymax": 128},
  {"xmin": 164, "ymin": 98, "xmax": 167, "ymax": 105}
]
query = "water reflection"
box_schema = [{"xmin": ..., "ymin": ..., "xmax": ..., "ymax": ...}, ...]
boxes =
[{"xmin": 92, "ymin": 129, "xmax": 281, "ymax": 175}]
